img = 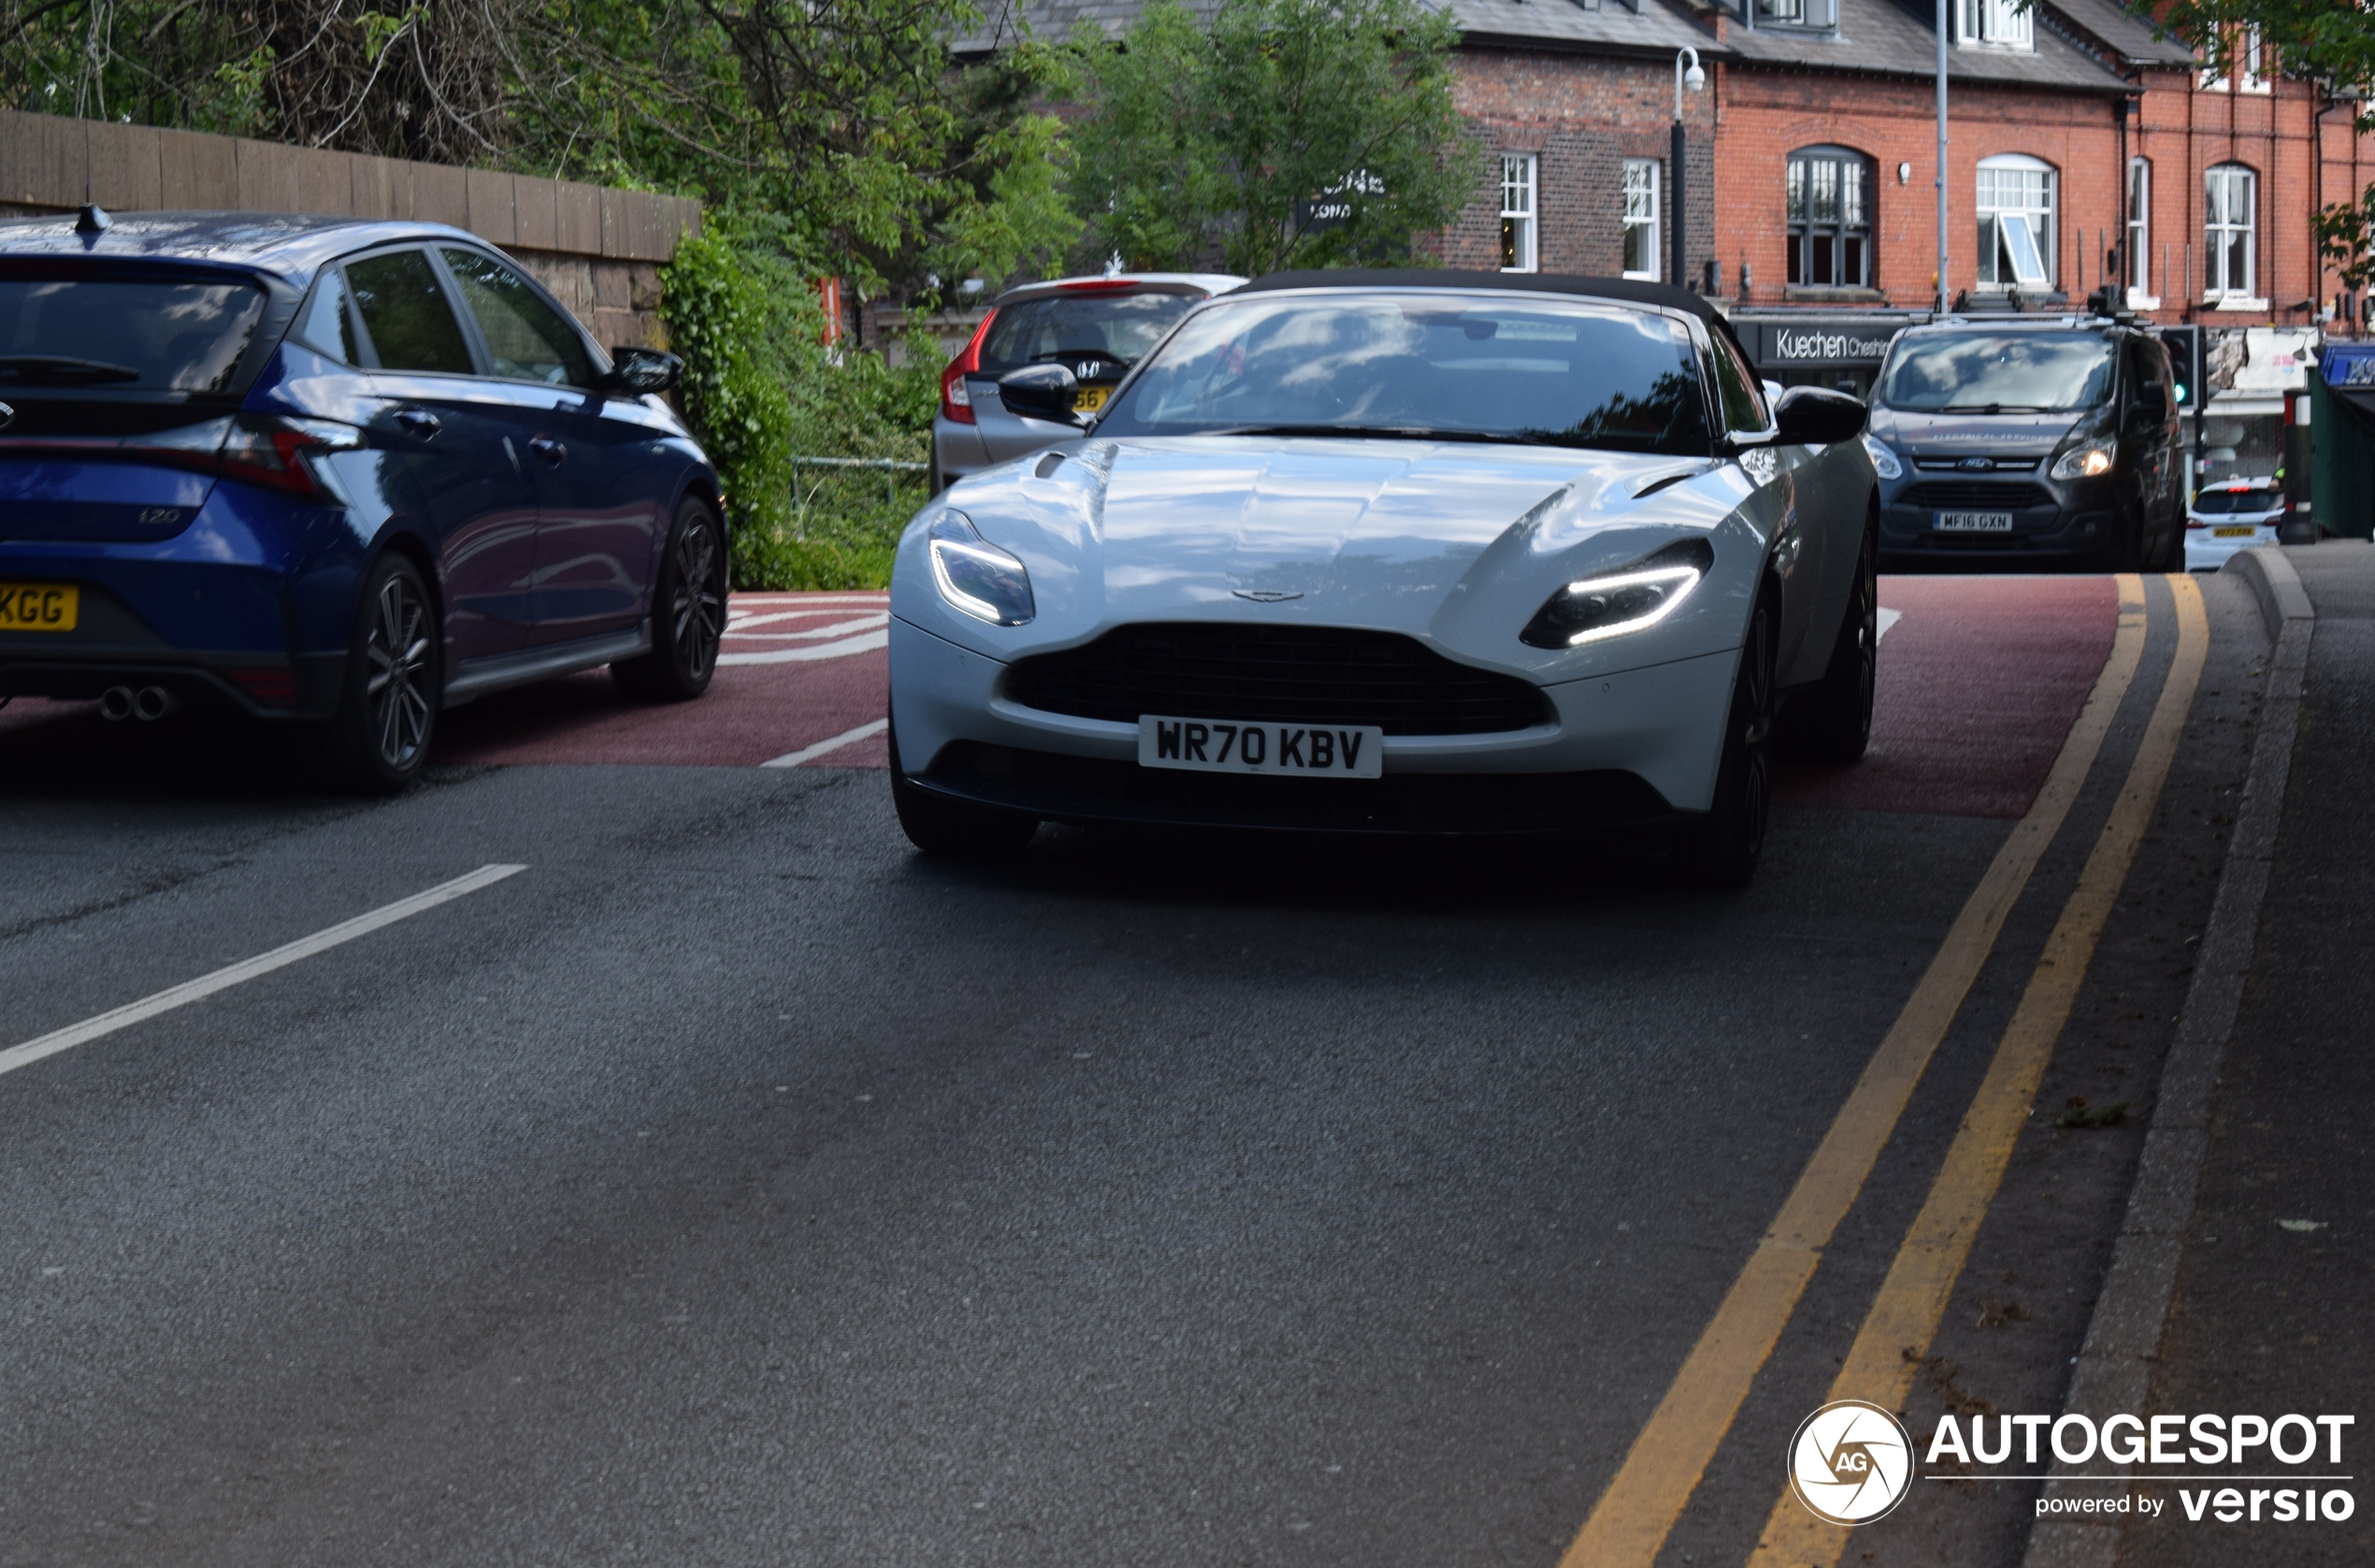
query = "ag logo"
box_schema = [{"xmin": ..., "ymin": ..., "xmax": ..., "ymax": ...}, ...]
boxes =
[{"xmin": 1786, "ymin": 1400, "xmax": 1914, "ymax": 1525}]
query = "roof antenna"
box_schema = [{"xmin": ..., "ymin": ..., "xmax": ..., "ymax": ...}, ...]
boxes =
[{"xmin": 77, "ymin": 203, "xmax": 112, "ymax": 234}]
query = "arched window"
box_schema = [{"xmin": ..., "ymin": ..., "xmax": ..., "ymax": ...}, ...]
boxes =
[
  {"xmin": 1977, "ymin": 154, "xmax": 2056, "ymax": 289},
  {"xmin": 1786, "ymin": 147, "xmax": 1874, "ymax": 288},
  {"xmin": 2206, "ymin": 164, "xmax": 2257, "ymax": 300}
]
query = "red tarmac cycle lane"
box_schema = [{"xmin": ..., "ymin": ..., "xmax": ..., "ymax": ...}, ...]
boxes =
[{"xmin": 0, "ymin": 579, "xmax": 2120, "ymax": 816}]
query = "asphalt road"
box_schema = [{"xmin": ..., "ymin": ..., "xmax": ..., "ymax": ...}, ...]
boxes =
[{"xmin": 0, "ymin": 573, "xmax": 2283, "ymax": 1568}]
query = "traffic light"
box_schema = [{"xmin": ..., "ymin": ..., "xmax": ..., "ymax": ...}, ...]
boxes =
[{"xmin": 2160, "ymin": 324, "xmax": 2204, "ymax": 409}]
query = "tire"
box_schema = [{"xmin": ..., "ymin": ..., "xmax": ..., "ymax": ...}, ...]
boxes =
[
  {"xmin": 1788, "ymin": 520, "xmax": 1877, "ymax": 764},
  {"xmin": 323, "ymin": 553, "xmax": 438, "ymax": 794},
  {"xmin": 2143, "ymin": 505, "xmax": 2183, "ymax": 572},
  {"xmin": 888, "ymin": 724, "xmax": 1038, "ymax": 856},
  {"xmin": 614, "ymin": 497, "xmax": 727, "ymax": 701},
  {"xmin": 1675, "ymin": 591, "xmax": 1777, "ymax": 889}
]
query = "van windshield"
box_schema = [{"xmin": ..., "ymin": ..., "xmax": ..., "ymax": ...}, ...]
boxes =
[
  {"xmin": 0, "ymin": 274, "xmax": 266, "ymax": 392},
  {"xmin": 1876, "ymin": 331, "xmax": 2115, "ymax": 413}
]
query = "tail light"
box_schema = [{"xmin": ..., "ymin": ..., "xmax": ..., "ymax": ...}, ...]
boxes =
[
  {"xmin": 940, "ymin": 309, "xmax": 998, "ymax": 425},
  {"xmin": 0, "ymin": 415, "xmax": 363, "ymax": 500}
]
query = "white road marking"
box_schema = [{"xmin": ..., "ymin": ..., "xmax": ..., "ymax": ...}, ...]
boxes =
[
  {"xmin": 724, "ymin": 613, "xmax": 889, "ymax": 641},
  {"xmin": 1878, "ymin": 606, "xmax": 1903, "ymax": 642},
  {"xmin": 716, "ymin": 630, "xmax": 889, "ymax": 666},
  {"xmin": 0, "ymin": 864, "xmax": 528, "ymax": 1081},
  {"xmin": 761, "ymin": 717, "xmax": 889, "ymax": 769}
]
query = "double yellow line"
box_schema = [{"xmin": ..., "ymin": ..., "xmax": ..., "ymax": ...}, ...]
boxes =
[{"xmin": 1562, "ymin": 574, "xmax": 2208, "ymax": 1568}]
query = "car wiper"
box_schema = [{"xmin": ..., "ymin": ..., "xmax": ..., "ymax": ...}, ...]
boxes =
[
  {"xmin": 0, "ymin": 355, "xmax": 142, "ymax": 384},
  {"xmin": 1940, "ymin": 402, "xmax": 2050, "ymax": 413},
  {"xmin": 1204, "ymin": 424, "xmax": 1522, "ymax": 443}
]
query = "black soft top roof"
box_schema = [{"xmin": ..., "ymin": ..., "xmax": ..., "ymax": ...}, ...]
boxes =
[{"xmin": 1235, "ymin": 268, "xmax": 1745, "ymax": 353}]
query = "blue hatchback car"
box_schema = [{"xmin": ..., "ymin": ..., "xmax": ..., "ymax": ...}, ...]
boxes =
[{"xmin": 0, "ymin": 209, "xmax": 726, "ymax": 789}]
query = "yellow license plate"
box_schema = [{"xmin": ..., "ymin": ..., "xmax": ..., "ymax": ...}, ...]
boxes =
[
  {"xmin": 0, "ymin": 583, "xmax": 78, "ymax": 632},
  {"xmin": 2213, "ymin": 525, "xmax": 2258, "ymax": 538},
  {"xmin": 1072, "ymin": 386, "xmax": 1112, "ymax": 413}
]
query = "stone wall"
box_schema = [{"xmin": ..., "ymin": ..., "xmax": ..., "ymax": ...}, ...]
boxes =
[{"xmin": 0, "ymin": 109, "xmax": 698, "ymax": 349}]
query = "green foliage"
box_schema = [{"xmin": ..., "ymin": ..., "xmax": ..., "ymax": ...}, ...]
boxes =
[
  {"xmin": 1070, "ymin": 0, "xmax": 1474, "ymax": 277},
  {"xmin": 664, "ymin": 224, "xmax": 943, "ymax": 590}
]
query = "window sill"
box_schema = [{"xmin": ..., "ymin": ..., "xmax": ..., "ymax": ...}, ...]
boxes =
[
  {"xmin": 2125, "ymin": 288, "xmax": 2162, "ymax": 310},
  {"xmin": 1621, "ymin": 270, "xmax": 1660, "ymax": 282},
  {"xmin": 2201, "ymin": 296, "xmax": 2269, "ymax": 313},
  {"xmin": 1783, "ymin": 285, "xmax": 1886, "ymax": 304}
]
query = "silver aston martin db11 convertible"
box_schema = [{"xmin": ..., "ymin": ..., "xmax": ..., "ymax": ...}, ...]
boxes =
[{"xmin": 885, "ymin": 270, "xmax": 1878, "ymax": 885}]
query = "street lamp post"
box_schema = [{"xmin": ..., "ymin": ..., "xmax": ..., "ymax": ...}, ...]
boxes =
[{"xmin": 1673, "ymin": 47, "xmax": 1706, "ymax": 290}]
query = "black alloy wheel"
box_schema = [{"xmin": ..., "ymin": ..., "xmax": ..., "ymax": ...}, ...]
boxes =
[
  {"xmin": 1787, "ymin": 517, "xmax": 1878, "ymax": 764},
  {"xmin": 1677, "ymin": 591, "xmax": 1778, "ymax": 889},
  {"xmin": 615, "ymin": 497, "xmax": 727, "ymax": 700},
  {"xmin": 325, "ymin": 553, "xmax": 438, "ymax": 793}
]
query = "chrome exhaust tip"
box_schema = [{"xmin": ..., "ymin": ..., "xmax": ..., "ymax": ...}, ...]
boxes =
[
  {"xmin": 133, "ymin": 685, "xmax": 179, "ymax": 722},
  {"xmin": 99, "ymin": 685, "xmax": 136, "ymax": 722}
]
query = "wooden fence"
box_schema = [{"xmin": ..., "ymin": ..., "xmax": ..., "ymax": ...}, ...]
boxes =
[{"xmin": 0, "ymin": 109, "xmax": 700, "ymax": 350}]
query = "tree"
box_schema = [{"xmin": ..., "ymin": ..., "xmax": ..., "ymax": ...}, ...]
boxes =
[{"xmin": 1069, "ymin": 0, "xmax": 1473, "ymax": 277}]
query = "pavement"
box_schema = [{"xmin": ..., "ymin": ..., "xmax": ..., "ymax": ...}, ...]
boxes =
[{"xmin": 0, "ymin": 569, "xmax": 2351, "ymax": 1568}]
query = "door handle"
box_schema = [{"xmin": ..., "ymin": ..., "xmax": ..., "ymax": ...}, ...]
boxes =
[
  {"xmin": 526, "ymin": 434, "xmax": 568, "ymax": 466},
  {"xmin": 392, "ymin": 407, "xmax": 441, "ymax": 439}
]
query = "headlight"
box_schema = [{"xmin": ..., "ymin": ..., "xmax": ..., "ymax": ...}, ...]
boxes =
[
  {"xmin": 928, "ymin": 510, "xmax": 1035, "ymax": 626},
  {"xmin": 1860, "ymin": 434, "xmax": 1903, "ymax": 481},
  {"xmin": 1520, "ymin": 538, "xmax": 1714, "ymax": 650},
  {"xmin": 2051, "ymin": 440, "xmax": 2116, "ymax": 480}
]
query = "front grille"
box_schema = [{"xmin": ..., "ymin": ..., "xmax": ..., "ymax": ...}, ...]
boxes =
[
  {"xmin": 1004, "ymin": 623, "xmax": 1549, "ymax": 736},
  {"xmin": 1899, "ymin": 481, "xmax": 2053, "ymax": 510}
]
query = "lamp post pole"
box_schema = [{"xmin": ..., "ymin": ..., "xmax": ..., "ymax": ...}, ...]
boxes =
[
  {"xmin": 1673, "ymin": 48, "xmax": 1706, "ymax": 290},
  {"xmin": 1936, "ymin": 0, "xmax": 1949, "ymax": 313}
]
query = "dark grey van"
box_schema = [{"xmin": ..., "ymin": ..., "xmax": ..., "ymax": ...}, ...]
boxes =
[{"xmin": 1864, "ymin": 318, "xmax": 2184, "ymax": 570}]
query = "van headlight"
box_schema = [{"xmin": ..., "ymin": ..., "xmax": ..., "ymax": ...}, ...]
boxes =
[
  {"xmin": 1860, "ymin": 434, "xmax": 1903, "ymax": 480},
  {"xmin": 1521, "ymin": 538, "xmax": 1714, "ymax": 649},
  {"xmin": 2051, "ymin": 439, "xmax": 2117, "ymax": 480},
  {"xmin": 928, "ymin": 511, "xmax": 1035, "ymax": 626}
]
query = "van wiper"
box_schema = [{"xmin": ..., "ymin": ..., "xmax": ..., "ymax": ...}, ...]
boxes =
[
  {"xmin": 0, "ymin": 355, "xmax": 142, "ymax": 384},
  {"xmin": 1941, "ymin": 401, "xmax": 2049, "ymax": 414}
]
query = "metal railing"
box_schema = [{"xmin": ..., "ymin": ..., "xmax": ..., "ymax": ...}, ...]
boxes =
[{"xmin": 790, "ymin": 453, "xmax": 930, "ymax": 510}]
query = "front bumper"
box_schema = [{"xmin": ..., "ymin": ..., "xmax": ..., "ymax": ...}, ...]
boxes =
[{"xmin": 887, "ymin": 614, "xmax": 1736, "ymax": 830}]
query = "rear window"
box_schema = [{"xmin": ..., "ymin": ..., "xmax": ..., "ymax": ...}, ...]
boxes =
[
  {"xmin": 977, "ymin": 290, "xmax": 1198, "ymax": 376},
  {"xmin": 0, "ymin": 275, "xmax": 266, "ymax": 392},
  {"xmin": 2190, "ymin": 488, "xmax": 2277, "ymax": 516}
]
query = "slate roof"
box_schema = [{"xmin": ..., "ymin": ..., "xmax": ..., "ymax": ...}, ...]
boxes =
[
  {"xmin": 959, "ymin": 0, "xmax": 2133, "ymax": 95},
  {"xmin": 1722, "ymin": 0, "xmax": 2129, "ymax": 93},
  {"xmin": 957, "ymin": 0, "xmax": 1715, "ymax": 58},
  {"xmin": 2039, "ymin": 0, "xmax": 2194, "ymax": 68}
]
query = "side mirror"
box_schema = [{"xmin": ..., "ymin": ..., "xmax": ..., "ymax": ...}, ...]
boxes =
[
  {"xmin": 1773, "ymin": 384, "xmax": 1867, "ymax": 446},
  {"xmin": 2134, "ymin": 383, "xmax": 2168, "ymax": 424},
  {"xmin": 605, "ymin": 346, "xmax": 683, "ymax": 395},
  {"xmin": 997, "ymin": 364, "xmax": 1089, "ymax": 428}
]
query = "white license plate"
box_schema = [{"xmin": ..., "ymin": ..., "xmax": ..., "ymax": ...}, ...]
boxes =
[
  {"xmin": 1137, "ymin": 715, "xmax": 1384, "ymax": 779},
  {"xmin": 1936, "ymin": 511, "xmax": 2014, "ymax": 532},
  {"xmin": 2212, "ymin": 525, "xmax": 2259, "ymax": 539}
]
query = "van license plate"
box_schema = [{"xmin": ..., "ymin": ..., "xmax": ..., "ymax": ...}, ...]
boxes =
[{"xmin": 1936, "ymin": 511, "xmax": 2014, "ymax": 532}]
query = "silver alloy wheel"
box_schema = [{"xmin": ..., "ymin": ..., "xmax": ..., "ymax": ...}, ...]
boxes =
[
  {"xmin": 669, "ymin": 516, "xmax": 725, "ymax": 680},
  {"xmin": 365, "ymin": 572, "xmax": 433, "ymax": 769}
]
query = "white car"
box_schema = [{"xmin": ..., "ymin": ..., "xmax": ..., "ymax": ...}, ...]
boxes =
[
  {"xmin": 886, "ymin": 271, "xmax": 1880, "ymax": 885},
  {"xmin": 2184, "ymin": 476, "xmax": 2285, "ymax": 571}
]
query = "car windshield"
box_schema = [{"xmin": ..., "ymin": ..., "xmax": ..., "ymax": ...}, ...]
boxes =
[
  {"xmin": 0, "ymin": 273, "xmax": 266, "ymax": 392},
  {"xmin": 1876, "ymin": 331, "xmax": 2116, "ymax": 413},
  {"xmin": 1095, "ymin": 292, "xmax": 1713, "ymax": 455},
  {"xmin": 978, "ymin": 291, "xmax": 1199, "ymax": 377},
  {"xmin": 2190, "ymin": 488, "xmax": 2277, "ymax": 516}
]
